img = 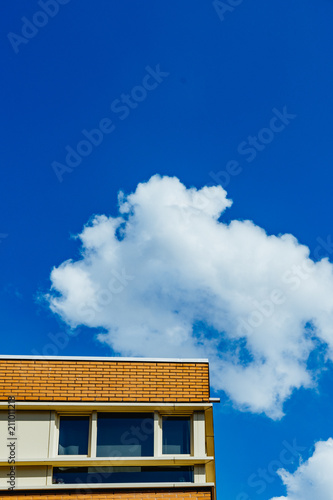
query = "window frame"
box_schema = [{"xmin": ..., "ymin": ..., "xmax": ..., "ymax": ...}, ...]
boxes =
[
  {"xmin": 159, "ymin": 413, "xmax": 193, "ymax": 457},
  {"xmin": 52, "ymin": 465, "xmax": 195, "ymax": 485},
  {"xmin": 55, "ymin": 412, "xmax": 92, "ymax": 458},
  {"xmin": 51, "ymin": 410, "xmax": 207, "ymax": 486},
  {"xmin": 95, "ymin": 411, "xmax": 155, "ymax": 458},
  {"xmin": 55, "ymin": 410, "xmax": 203, "ymax": 459}
]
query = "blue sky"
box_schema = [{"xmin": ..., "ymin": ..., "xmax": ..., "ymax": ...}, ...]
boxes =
[{"xmin": 2, "ymin": 1, "xmax": 333, "ymax": 498}]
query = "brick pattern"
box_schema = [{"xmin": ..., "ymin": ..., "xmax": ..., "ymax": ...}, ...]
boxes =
[
  {"xmin": 0, "ymin": 360, "xmax": 210, "ymax": 402},
  {"xmin": 0, "ymin": 489, "xmax": 212, "ymax": 500}
]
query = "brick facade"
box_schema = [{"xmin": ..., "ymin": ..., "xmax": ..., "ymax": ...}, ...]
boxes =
[
  {"xmin": 0, "ymin": 488, "xmax": 213, "ymax": 500},
  {"xmin": 0, "ymin": 360, "xmax": 210, "ymax": 402}
]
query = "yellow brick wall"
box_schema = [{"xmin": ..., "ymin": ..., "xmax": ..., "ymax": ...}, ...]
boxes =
[
  {"xmin": 0, "ymin": 488, "xmax": 213, "ymax": 500},
  {"xmin": 0, "ymin": 360, "xmax": 210, "ymax": 402}
]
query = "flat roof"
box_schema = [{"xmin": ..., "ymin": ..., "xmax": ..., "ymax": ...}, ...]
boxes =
[{"xmin": 0, "ymin": 354, "xmax": 209, "ymax": 363}]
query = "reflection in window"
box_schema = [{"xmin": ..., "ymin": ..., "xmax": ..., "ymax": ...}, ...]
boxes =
[
  {"xmin": 58, "ymin": 416, "xmax": 90, "ymax": 455},
  {"xmin": 53, "ymin": 466, "xmax": 194, "ymax": 484},
  {"xmin": 97, "ymin": 413, "xmax": 154, "ymax": 457},
  {"xmin": 162, "ymin": 416, "xmax": 191, "ymax": 454}
]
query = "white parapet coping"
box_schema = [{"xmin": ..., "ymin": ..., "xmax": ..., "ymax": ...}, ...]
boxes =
[
  {"xmin": 0, "ymin": 354, "xmax": 209, "ymax": 363},
  {"xmin": 0, "ymin": 401, "xmax": 213, "ymax": 411}
]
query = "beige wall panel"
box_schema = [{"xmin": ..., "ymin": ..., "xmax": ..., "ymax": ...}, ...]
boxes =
[
  {"xmin": 0, "ymin": 411, "xmax": 50, "ymax": 460},
  {"xmin": 0, "ymin": 466, "xmax": 48, "ymax": 488}
]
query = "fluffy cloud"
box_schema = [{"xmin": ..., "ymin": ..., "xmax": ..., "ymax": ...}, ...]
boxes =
[
  {"xmin": 46, "ymin": 175, "xmax": 333, "ymax": 418},
  {"xmin": 270, "ymin": 438, "xmax": 333, "ymax": 500}
]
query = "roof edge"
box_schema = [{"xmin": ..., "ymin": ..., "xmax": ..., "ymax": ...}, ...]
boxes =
[{"xmin": 0, "ymin": 354, "xmax": 209, "ymax": 363}]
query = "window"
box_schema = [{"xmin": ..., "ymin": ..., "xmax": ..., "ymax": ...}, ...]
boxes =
[
  {"xmin": 97, "ymin": 413, "xmax": 154, "ymax": 457},
  {"xmin": 53, "ymin": 466, "xmax": 194, "ymax": 484},
  {"xmin": 58, "ymin": 416, "xmax": 90, "ymax": 455},
  {"xmin": 56, "ymin": 412, "xmax": 194, "ymax": 459},
  {"xmin": 162, "ymin": 416, "xmax": 191, "ymax": 454}
]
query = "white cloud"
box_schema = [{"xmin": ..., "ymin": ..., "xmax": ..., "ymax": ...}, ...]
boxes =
[
  {"xmin": 270, "ymin": 438, "xmax": 333, "ymax": 500},
  {"xmin": 46, "ymin": 175, "xmax": 333, "ymax": 418}
]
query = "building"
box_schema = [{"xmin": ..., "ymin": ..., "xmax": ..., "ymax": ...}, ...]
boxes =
[{"xmin": 0, "ymin": 355, "xmax": 218, "ymax": 499}]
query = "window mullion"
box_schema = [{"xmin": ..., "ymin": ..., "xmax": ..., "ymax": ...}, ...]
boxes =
[
  {"xmin": 54, "ymin": 412, "xmax": 60, "ymax": 457},
  {"xmin": 48, "ymin": 410, "xmax": 56, "ymax": 458},
  {"xmin": 193, "ymin": 411, "xmax": 206, "ymax": 457},
  {"xmin": 154, "ymin": 411, "xmax": 162, "ymax": 457},
  {"xmin": 90, "ymin": 411, "xmax": 97, "ymax": 458}
]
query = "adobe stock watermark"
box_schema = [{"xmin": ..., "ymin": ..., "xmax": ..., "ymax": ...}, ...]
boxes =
[
  {"xmin": 0, "ymin": 234, "xmax": 8, "ymax": 245},
  {"xmin": 52, "ymin": 64, "xmax": 169, "ymax": 182},
  {"xmin": 209, "ymin": 106, "xmax": 297, "ymax": 189},
  {"xmin": 237, "ymin": 234, "xmax": 333, "ymax": 338},
  {"xmin": 7, "ymin": 0, "xmax": 71, "ymax": 54},
  {"xmin": 213, "ymin": 0, "xmax": 244, "ymax": 22},
  {"xmin": 178, "ymin": 106, "xmax": 296, "ymax": 226},
  {"xmin": 65, "ymin": 410, "xmax": 175, "ymax": 492},
  {"xmin": 235, "ymin": 439, "xmax": 306, "ymax": 500},
  {"xmin": 31, "ymin": 267, "xmax": 134, "ymax": 357},
  {"xmin": 75, "ymin": 268, "xmax": 134, "ymax": 323},
  {"xmin": 71, "ymin": 417, "xmax": 153, "ymax": 491},
  {"xmin": 7, "ymin": 396, "xmax": 16, "ymax": 491},
  {"xmin": 31, "ymin": 328, "xmax": 82, "ymax": 358}
]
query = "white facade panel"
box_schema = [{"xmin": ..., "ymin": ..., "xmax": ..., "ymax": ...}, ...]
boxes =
[
  {"xmin": 0, "ymin": 466, "xmax": 48, "ymax": 488},
  {"xmin": 0, "ymin": 411, "xmax": 51, "ymax": 460}
]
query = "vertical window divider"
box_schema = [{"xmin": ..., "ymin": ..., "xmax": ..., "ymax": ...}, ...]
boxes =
[
  {"xmin": 194, "ymin": 464, "xmax": 206, "ymax": 483},
  {"xmin": 46, "ymin": 465, "xmax": 53, "ymax": 485},
  {"xmin": 154, "ymin": 411, "xmax": 162, "ymax": 457},
  {"xmin": 190, "ymin": 413, "xmax": 194, "ymax": 457},
  {"xmin": 193, "ymin": 411, "xmax": 206, "ymax": 457},
  {"xmin": 54, "ymin": 412, "xmax": 60, "ymax": 457},
  {"xmin": 90, "ymin": 411, "xmax": 97, "ymax": 458},
  {"xmin": 48, "ymin": 410, "xmax": 56, "ymax": 458}
]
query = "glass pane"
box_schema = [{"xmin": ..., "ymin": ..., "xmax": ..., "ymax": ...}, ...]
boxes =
[
  {"xmin": 97, "ymin": 413, "xmax": 154, "ymax": 457},
  {"xmin": 58, "ymin": 416, "xmax": 89, "ymax": 455},
  {"xmin": 53, "ymin": 466, "xmax": 194, "ymax": 484},
  {"xmin": 162, "ymin": 416, "xmax": 191, "ymax": 454}
]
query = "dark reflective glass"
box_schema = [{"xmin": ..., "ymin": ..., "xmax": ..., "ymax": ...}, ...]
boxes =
[
  {"xmin": 58, "ymin": 416, "xmax": 89, "ymax": 455},
  {"xmin": 97, "ymin": 413, "xmax": 154, "ymax": 457},
  {"xmin": 162, "ymin": 416, "xmax": 191, "ymax": 454},
  {"xmin": 53, "ymin": 466, "xmax": 194, "ymax": 484}
]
